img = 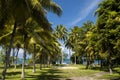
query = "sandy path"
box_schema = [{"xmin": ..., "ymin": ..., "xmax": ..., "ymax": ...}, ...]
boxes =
[
  {"xmin": 56, "ymin": 66, "xmax": 108, "ymax": 80},
  {"xmin": 57, "ymin": 66, "xmax": 78, "ymax": 69},
  {"xmin": 70, "ymin": 72, "xmax": 108, "ymax": 80}
]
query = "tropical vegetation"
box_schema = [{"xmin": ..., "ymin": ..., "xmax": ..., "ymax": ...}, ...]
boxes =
[{"xmin": 0, "ymin": 0, "xmax": 120, "ymax": 80}]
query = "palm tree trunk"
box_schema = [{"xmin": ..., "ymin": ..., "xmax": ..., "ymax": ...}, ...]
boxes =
[
  {"xmin": 43, "ymin": 54, "xmax": 45, "ymax": 68},
  {"xmin": 33, "ymin": 44, "xmax": 36, "ymax": 73},
  {"xmin": 39, "ymin": 55, "xmax": 42, "ymax": 70},
  {"xmin": 41, "ymin": 54, "xmax": 43, "ymax": 69},
  {"xmin": 69, "ymin": 49, "xmax": 71, "ymax": 64},
  {"xmin": 86, "ymin": 60, "xmax": 89, "ymax": 69},
  {"xmin": 15, "ymin": 48, "xmax": 19, "ymax": 69},
  {"xmin": 108, "ymin": 56, "xmax": 113, "ymax": 74},
  {"xmin": 21, "ymin": 51, "xmax": 26, "ymax": 80},
  {"xmin": 61, "ymin": 52, "xmax": 63, "ymax": 64},
  {"xmin": 47, "ymin": 56, "xmax": 50, "ymax": 68},
  {"xmin": 74, "ymin": 55, "xmax": 76, "ymax": 64},
  {"xmin": 100, "ymin": 59, "xmax": 103, "ymax": 70},
  {"xmin": 86, "ymin": 56, "xmax": 90, "ymax": 69},
  {"xmin": 2, "ymin": 22, "xmax": 17, "ymax": 80},
  {"xmin": 12, "ymin": 48, "xmax": 15, "ymax": 65},
  {"xmin": 109, "ymin": 62, "xmax": 113, "ymax": 74},
  {"xmin": 98, "ymin": 56, "xmax": 100, "ymax": 65},
  {"xmin": 21, "ymin": 34, "xmax": 27, "ymax": 80},
  {"xmin": 108, "ymin": 47, "xmax": 113, "ymax": 74}
]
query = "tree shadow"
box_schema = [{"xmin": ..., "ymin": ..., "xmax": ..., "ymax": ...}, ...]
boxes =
[
  {"xmin": 110, "ymin": 69, "xmax": 120, "ymax": 80},
  {"xmin": 0, "ymin": 71, "xmax": 21, "ymax": 80},
  {"xmin": 65, "ymin": 79, "xmax": 73, "ymax": 80},
  {"xmin": 113, "ymin": 69, "xmax": 120, "ymax": 75},
  {"xmin": 6, "ymin": 71, "xmax": 21, "ymax": 76},
  {"xmin": 0, "ymin": 66, "xmax": 3, "ymax": 69},
  {"xmin": 27, "ymin": 69, "xmax": 67, "ymax": 80},
  {"xmin": 90, "ymin": 66, "xmax": 109, "ymax": 72},
  {"xmin": 110, "ymin": 76, "xmax": 120, "ymax": 80}
]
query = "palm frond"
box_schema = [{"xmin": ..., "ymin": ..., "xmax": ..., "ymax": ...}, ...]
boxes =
[
  {"xmin": 45, "ymin": 1, "xmax": 62, "ymax": 16},
  {"xmin": 25, "ymin": 0, "xmax": 52, "ymax": 30}
]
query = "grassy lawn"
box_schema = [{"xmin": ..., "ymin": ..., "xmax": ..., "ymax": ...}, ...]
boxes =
[
  {"xmin": 0, "ymin": 64, "xmax": 99, "ymax": 80},
  {"xmin": 0, "ymin": 64, "xmax": 120, "ymax": 80},
  {"xmin": 98, "ymin": 74, "xmax": 120, "ymax": 80},
  {"xmin": 97, "ymin": 67, "xmax": 120, "ymax": 80}
]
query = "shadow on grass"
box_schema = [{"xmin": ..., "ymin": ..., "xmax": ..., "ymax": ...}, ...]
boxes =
[
  {"xmin": 111, "ymin": 69, "xmax": 120, "ymax": 80},
  {"xmin": 110, "ymin": 77, "xmax": 120, "ymax": 80},
  {"xmin": 113, "ymin": 69, "xmax": 120, "ymax": 75},
  {"xmin": 0, "ymin": 72, "xmax": 21, "ymax": 80},
  {"xmin": 27, "ymin": 69, "xmax": 67, "ymax": 80},
  {"xmin": 6, "ymin": 71, "xmax": 21, "ymax": 76},
  {"xmin": 90, "ymin": 66, "xmax": 109, "ymax": 72},
  {"xmin": 0, "ymin": 66, "xmax": 3, "ymax": 69}
]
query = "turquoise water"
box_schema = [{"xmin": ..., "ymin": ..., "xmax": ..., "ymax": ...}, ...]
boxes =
[
  {"xmin": 63, "ymin": 59, "xmax": 99, "ymax": 64},
  {"xmin": 63, "ymin": 59, "xmax": 71, "ymax": 64},
  {"xmin": 16, "ymin": 58, "xmax": 28, "ymax": 64},
  {"xmin": 16, "ymin": 58, "xmax": 99, "ymax": 64}
]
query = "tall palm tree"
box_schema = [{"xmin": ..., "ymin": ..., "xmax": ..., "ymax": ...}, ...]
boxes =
[
  {"xmin": 66, "ymin": 26, "xmax": 83, "ymax": 64},
  {"xmin": 1, "ymin": 0, "xmax": 62, "ymax": 79},
  {"xmin": 54, "ymin": 25, "xmax": 67, "ymax": 64},
  {"xmin": 14, "ymin": 42, "xmax": 21, "ymax": 69},
  {"xmin": 95, "ymin": 0, "xmax": 120, "ymax": 74},
  {"xmin": 29, "ymin": 37, "xmax": 37, "ymax": 73},
  {"xmin": 65, "ymin": 22, "xmax": 94, "ymax": 65}
]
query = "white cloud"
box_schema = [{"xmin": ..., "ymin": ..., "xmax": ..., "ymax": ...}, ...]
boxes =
[
  {"xmin": 69, "ymin": 0, "xmax": 100, "ymax": 26},
  {"xmin": 59, "ymin": 42, "xmax": 74, "ymax": 58},
  {"xmin": 18, "ymin": 48, "xmax": 32, "ymax": 59}
]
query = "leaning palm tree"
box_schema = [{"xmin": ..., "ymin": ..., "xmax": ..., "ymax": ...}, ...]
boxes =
[
  {"xmin": 29, "ymin": 37, "xmax": 37, "ymax": 73},
  {"xmin": 1, "ymin": 0, "xmax": 62, "ymax": 79},
  {"xmin": 21, "ymin": 17, "xmax": 62, "ymax": 79}
]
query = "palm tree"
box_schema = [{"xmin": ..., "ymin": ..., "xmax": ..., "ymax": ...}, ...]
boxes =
[
  {"xmin": 54, "ymin": 25, "xmax": 67, "ymax": 41},
  {"xmin": 29, "ymin": 37, "xmax": 37, "ymax": 73},
  {"xmin": 82, "ymin": 21, "xmax": 95, "ymax": 69},
  {"xmin": 22, "ymin": 17, "xmax": 62, "ymax": 77},
  {"xmin": 66, "ymin": 26, "xmax": 83, "ymax": 64},
  {"xmin": 54, "ymin": 25, "xmax": 67, "ymax": 64},
  {"xmin": 18, "ymin": 20, "xmax": 49, "ymax": 79},
  {"xmin": 95, "ymin": 0, "xmax": 120, "ymax": 74},
  {"xmin": 1, "ymin": 0, "xmax": 62, "ymax": 79},
  {"xmin": 14, "ymin": 42, "xmax": 21, "ymax": 69},
  {"xmin": 65, "ymin": 21, "xmax": 94, "ymax": 65}
]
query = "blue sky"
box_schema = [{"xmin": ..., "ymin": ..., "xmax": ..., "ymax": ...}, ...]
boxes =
[
  {"xmin": 47, "ymin": 0, "xmax": 102, "ymax": 57},
  {"xmin": 47, "ymin": 0, "xmax": 102, "ymax": 29}
]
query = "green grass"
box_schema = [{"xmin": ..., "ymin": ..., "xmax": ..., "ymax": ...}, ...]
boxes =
[
  {"xmin": 98, "ymin": 74, "xmax": 120, "ymax": 80},
  {"xmin": 0, "ymin": 64, "xmax": 98, "ymax": 80},
  {"xmin": 59, "ymin": 64, "xmax": 100, "ymax": 77},
  {"xmin": 97, "ymin": 67, "xmax": 120, "ymax": 80},
  {"xmin": 0, "ymin": 64, "xmax": 120, "ymax": 80}
]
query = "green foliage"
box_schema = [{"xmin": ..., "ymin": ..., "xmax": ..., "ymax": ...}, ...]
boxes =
[
  {"xmin": 54, "ymin": 25, "xmax": 68, "ymax": 41},
  {"xmin": 27, "ymin": 58, "xmax": 33, "ymax": 64},
  {"xmin": 95, "ymin": 0, "xmax": 120, "ymax": 66},
  {"xmin": 0, "ymin": 53, "xmax": 5, "ymax": 64}
]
